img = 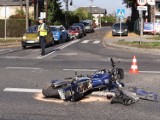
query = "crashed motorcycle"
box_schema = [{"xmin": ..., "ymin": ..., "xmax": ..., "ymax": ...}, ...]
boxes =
[
  {"xmin": 42, "ymin": 58, "xmax": 125, "ymax": 101},
  {"xmin": 91, "ymin": 58, "xmax": 125, "ymax": 91},
  {"xmin": 42, "ymin": 73, "xmax": 92, "ymax": 101}
]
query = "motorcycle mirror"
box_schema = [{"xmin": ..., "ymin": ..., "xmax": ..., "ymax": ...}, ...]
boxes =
[{"xmin": 75, "ymin": 71, "xmax": 77, "ymax": 76}]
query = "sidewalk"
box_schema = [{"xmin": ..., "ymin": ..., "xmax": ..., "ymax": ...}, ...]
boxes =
[
  {"xmin": 0, "ymin": 38, "xmax": 21, "ymax": 48},
  {"xmin": 103, "ymin": 32, "xmax": 160, "ymax": 56}
]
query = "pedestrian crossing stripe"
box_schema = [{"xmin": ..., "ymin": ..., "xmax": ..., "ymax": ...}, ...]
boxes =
[
  {"xmin": 81, "ymin": 40, "xmax": 100, "ymax": 44},
  {"xmin": 81, "ymin": 40, "xmax": 90, "ymax": 43},
  {"xmin": 93, "ymin": 41, "xmax": 100, "ymax": 44}
]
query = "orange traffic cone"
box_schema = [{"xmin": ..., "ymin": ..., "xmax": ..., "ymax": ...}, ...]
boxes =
[{"xmin": 129, "ymin": 56, "xmax": 139, "ymax": 73}]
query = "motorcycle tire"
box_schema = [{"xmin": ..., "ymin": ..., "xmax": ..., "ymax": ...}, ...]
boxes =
[
  {"xmin": 117, "ymin": 68, "xmax": 124, "ymax": 79},
  {"xmin": 42, "ymin": 86, "xmax": 59, "ymax": 98}
]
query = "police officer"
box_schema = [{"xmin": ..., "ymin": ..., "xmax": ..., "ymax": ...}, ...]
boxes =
[{"xmin": 38, "ymin": 17, "xmax": 48, "ymax": 55}]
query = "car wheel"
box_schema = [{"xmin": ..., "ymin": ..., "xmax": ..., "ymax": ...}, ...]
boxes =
[
  {"xmin": 22, "ymin": 45, "xmax": 26, "ymax": 49},
  {"xmin": 51, "ymin": 39, "xmax": 54, "ymax": 46}
]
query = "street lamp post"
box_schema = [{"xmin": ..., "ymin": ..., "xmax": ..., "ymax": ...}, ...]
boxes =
[
  {"xmin": 26, "ymin": 0, "xmax": 29, "ymax": 30},
  {"xmin": 4, "ymin": 0, "xmax": 7, "ymax": 41},
  {"xmin": 45, "ymin": 0, "xmax": 48, "ymax": 22}
]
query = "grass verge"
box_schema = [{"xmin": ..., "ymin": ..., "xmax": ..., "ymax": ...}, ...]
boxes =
[
  {"xmin": 146, "ymin": 35, "xmax": 160, "ymax": 40},
  {"xmin": 117, "ymin": 41, "xmax": 160, "ymax": 49}
]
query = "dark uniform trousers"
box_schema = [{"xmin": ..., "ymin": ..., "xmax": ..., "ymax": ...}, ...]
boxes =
[{"xmin": 40, "ymin": 36, "xmax": 46, "ymax": 55}]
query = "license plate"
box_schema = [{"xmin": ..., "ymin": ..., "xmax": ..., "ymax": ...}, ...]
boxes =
[
  {"xmin": 26, "ymin": 41, "xmax": 35, "ymax": 43},
  {"xmin": 118, "ymin": 31, "xmax": 123, "ymax": 34}
]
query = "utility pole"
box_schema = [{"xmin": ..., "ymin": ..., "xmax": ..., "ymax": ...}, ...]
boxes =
[
  {"xmin": 4, "ymin": 0, "xmax": 7, "ymax": 41},
  {"xmin": 26, "ymin": 0, "xmax": 29, "ymax": 30},
  {"xmin": 63, "ymin": 0, "xmax": 68, "ymax": 11},
  {"xmin": 45, "ymin": 0, "xmax": 48, "ymax": 23},
  {"xmin": 34, "ymin": 0, "xmax": 39, "ymax": 20},
  {"xmin": 90, "ymin": 0, "xmax": 93, "ymax": 19}
]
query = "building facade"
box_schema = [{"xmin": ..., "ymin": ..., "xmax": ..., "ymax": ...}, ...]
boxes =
[
  {"xmin": 80, "ymin": 6, "xmax": 107, "ymax": 26},
  {"xmin": 0, "ymin": 0, "xmax": 34, "ymax": 19}
]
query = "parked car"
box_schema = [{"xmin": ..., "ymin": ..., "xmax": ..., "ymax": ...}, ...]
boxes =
[
  {"xmin": 21, "ymin": 25, "xmax": 54, "ymax": 49},
  {"xmin": 112, "ymin": 23, "xmax": 128, "ymax": 36},
  {"xmin": 72, "ymin": 23, "xmax": 86, "ymax": 36},
  {"xmin": 68, "ymin": 26, "xmax": 83, "ymax": 39},
  {"xmin": 50, "ymin": 25, "xmax": 70, "ymax": 43},
  {"xmin": 81, "ymin": 20, "xmax": 94, "ymax": 33}
]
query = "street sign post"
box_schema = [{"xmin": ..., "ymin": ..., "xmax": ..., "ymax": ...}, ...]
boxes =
[
  {"xmin": 116, "ymin": 9, "xmax": 125, "ymax": 18},
  {"xmin": 147, "ymin": 0, "xmax": 155, "ymax": 5},
  {"xmin": 137, "ymin": 6, "xmax": 148, "ymax": 11},
  {"xmin": 116, "ymin": 9, "xmax": 125, "ymax": 40},
  {"xmin": 137, "ymin": 0, "xmax": 147, "ymax": 6}
]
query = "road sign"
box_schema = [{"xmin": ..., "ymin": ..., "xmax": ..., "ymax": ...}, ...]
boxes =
[
  {"xmin": 116, "ymin": 9, "xmax": 125, "ymax": 18},
  {"xmin": 137, "ymin": 0, "xmax": 147, "ymax": 6},
  {"xmin": 137, "ymin": 6, "xmax": 148, "ymax": 11},
  {"xmin": 147, "ymin": 0, "xmax": 155, "ymax": 5}
]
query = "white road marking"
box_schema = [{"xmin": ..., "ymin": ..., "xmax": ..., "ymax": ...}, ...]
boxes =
[
  {"xmin": 3, "ymin": 56, "xmax": 30, "ymax": 59},
  {"xmin": 4, "ymin": 88, "xmax": 42, "ymax": 93},
  {"xmin": 58, "ymin": 53, "xmax": 78, "ymax": 56},
  {"xmin": 81, "ymin": 40, "xmax": 90, "ymax": 43},
  {"xmin": 63, "ymin": 69, "xmax": 97, "ymax": 72},
  {"xmin": 139, "ymin": 71, "xmax": 160, "ymax": 74},
  {"xmin": 92, "ymin": 41, "xmax": 100, "ymax": 44},
  {"xmin": 37, "ymin": 39, "xmax": 80, "ymax": 59},
  {"xmin": 0, "ymin": 49, "xmax": 12, "ymax": 52},
  {"xmin": 5, "ymin": 67, "xmax": 42, "ymax": 70},
  {"xmin": 63, "ymin": 69, "xmax": 160, "ymax": 74}
]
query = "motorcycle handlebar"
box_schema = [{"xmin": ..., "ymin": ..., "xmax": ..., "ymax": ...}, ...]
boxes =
[{"xmin": 110, "ymin": 58, "xmax": 115, "ymax": 68}]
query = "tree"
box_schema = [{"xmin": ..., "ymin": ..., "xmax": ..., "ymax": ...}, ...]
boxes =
[
  {"xmin": 9, "ymin": 9, "xmax": 26, "ymax": 19},
  {"xmin": 101, "ymin": 15, "xmax": 116, "ymax": 25},
  {"xmin": 122, "ymin": 0, "xmax": 139, "ymax": 31},
  {"xmin": 73, "ymin": 8, "xmax": 90, "ymax": 21},
  {"xmin": 47, "ymin": 0, "xmax": 64, "ymax": 24}
]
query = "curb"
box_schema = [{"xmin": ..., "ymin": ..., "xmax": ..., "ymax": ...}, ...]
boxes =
[
  {"xmin": 103, "ymin": 38, "xmax": 160, "ymax": 56},
  {"xmin": 0, "ymin": 42, "xmax": 21, "ymax": 48}
]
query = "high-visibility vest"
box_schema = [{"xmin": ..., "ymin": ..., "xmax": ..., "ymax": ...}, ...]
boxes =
[{"xmin": 38, "ymin": 23, "xmax": 47, "ymax": 36}]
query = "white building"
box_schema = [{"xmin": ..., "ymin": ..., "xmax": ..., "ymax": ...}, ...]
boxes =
[
  {"xmin": 0, "ymin": 0, "xmax": 34, "ymax": 19},
  {"xmin": 80, "ymin": 6, "xmax": 107, "ymax": 26}
]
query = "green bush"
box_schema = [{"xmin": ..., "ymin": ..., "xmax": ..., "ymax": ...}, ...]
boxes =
[{"xmin": 0, "ymin": 19, "xmax": 26, "ymax": 37}]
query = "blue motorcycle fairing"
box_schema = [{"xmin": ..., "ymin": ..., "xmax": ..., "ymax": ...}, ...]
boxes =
[
  {"xmin": 91, "ymin": 73, "xmax": 112, "ymax": 88},
  {"xmin": 75, "ymin": 77, "xmax": 91, "ymax": 83}
]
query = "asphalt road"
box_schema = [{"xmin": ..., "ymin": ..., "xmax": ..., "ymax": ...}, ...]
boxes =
[{"xmin": 0, "ymin": 27, "xmax": 160, "ymax": 120}]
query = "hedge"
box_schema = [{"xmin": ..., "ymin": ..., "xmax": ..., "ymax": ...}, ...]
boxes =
[{"xmin": 0, "ymin": 19, "xmax": 34, "ymax": 38}]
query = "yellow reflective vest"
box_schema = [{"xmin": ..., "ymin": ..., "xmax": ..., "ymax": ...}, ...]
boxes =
[{"xmin": 38, "ymin": 23, "xmax": 47, "ymax": 36}]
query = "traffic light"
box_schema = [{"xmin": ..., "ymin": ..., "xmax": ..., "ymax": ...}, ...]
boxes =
[{"xmin": 70, "ymin": 0, "xmax": 72, "ymax": 6}]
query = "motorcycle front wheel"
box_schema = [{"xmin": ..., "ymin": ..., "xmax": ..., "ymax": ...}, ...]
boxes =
[{"xmin": 117, "ymin": 68, "xmax": 124, "ymax": 79}]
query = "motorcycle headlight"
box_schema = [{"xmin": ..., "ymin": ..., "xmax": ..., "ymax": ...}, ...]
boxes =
[
  {"xmin": 23, "ymin": 36, "xmax": 26, "ymax": 39},
  {"xmin": 124, "ymin": 29, "xmax": 127, "ymax": 31}
]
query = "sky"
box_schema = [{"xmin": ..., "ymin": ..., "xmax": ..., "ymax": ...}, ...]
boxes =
[{"xmin": 61, "ymin": 0, "xmax": 131, "ymax": 17}]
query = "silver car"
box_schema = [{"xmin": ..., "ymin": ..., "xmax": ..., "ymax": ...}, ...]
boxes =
[{"xmin": 112, "ymin": 23, "xmax": 128, "ymax": 36}]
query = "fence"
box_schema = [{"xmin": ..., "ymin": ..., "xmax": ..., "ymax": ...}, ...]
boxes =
[{"xmin": 0, "ymin": 19, "xmax": 28, "ymax": 38}]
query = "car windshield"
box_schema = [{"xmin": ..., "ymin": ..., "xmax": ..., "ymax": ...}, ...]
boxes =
[
  {"xmin": 113, "ymin": 23, "xmax": 127, "ymax": 28},
  {"xmin": 68, "ymin": 27, "xmax": 77, "ymax": 30},
  {"xmin": 26, "ymin": 26, "xmax": 38, "ymax": 33},
  {"xmin": 73, "ymin": 23, "xmax": 83, "ymax": 26},
  {"xmin": 81, "ymin": 22, "xmax": 89, "ymax": 26},
  {"xmin": 50, "ymin": 27, "xmax": 60, "ymax": 31}
]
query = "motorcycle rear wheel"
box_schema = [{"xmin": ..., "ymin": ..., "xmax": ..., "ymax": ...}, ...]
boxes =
[{"xmin": 42, "ymin": 86, "xmax": 59, "ymax": 98}]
